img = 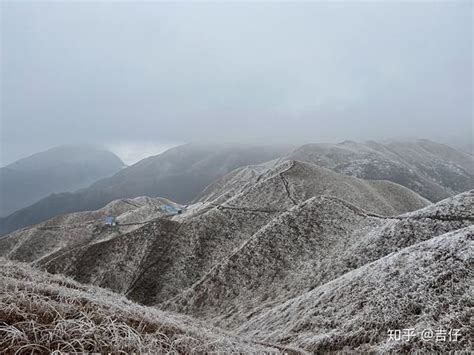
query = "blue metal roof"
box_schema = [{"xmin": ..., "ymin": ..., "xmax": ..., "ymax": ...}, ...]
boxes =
[
  {"xmin": 160, "ymin": 205, "xmax": 180, "ymax": 214},
  {"xmin": 105, "ymin": 216, "xmax": 116, "ymax": 224}
]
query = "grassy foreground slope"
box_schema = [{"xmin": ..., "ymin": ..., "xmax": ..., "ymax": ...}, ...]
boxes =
[
  {"xmin": 0, "ymin": 258, "xmax": 278, "ymax": 354},
  {"xmin": 239, "ymin": 227, "xmax": 473, "ymax": 353}
]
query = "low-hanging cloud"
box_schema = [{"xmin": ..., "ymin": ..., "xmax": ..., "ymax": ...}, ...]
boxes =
[{"xmin": 1, "ymin": 1, "xmax": 472, "ymax": 165}]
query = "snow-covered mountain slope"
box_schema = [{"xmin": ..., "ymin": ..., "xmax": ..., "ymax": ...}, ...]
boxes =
[
  {"xmin": 202, "ymin": 160, "xmax": 429, "ymax": 216},
  {"xmin": 288, "ymin": 139, "xmax": 474, "ymax": 202},
  {"xmin": 0, "ymin": 258, "xmax": 279, "ymax": 354},
  {"xmin": 0, "ymin": 196, "xmax": 182, "ymax": 263},
  {"xmin": 0, "ymin": 156, "xmax": 472, "ymax": 353},
  {"xmin": 0, "ymin": 144, "xmax": 289, "ymax": 236},
  {"xmin": 2, "ymin": 139, "xmax": 469, "ymax": 237},
  {"xmin": 1, "ymin": 160, "xmax": 429, "ymax": 305},
  {"xmin": 237, "ymin": 227, "xmax": 473, "ymax": 353},
  {"xmin": 163, "ymin": 191, "xmax": 473, "ymax": 331}
]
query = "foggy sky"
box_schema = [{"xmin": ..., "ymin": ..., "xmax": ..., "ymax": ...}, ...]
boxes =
[{"xmin": 1, "ymin": 1, "xmax": 472, "ymax": 165}]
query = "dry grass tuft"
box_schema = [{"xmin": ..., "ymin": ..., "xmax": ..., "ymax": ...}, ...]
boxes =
[{"xmin": 0, "ymin": 258, "xmax": 276, "ymax": 354}]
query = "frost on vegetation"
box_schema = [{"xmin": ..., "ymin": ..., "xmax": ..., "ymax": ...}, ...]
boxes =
[
  {"xmin": 0, "ymin": 259, "xmax": 276, "ymax": 354},
  {"xmin": 0, "ymin": 141, "xmax": 473, "ymax": 353}
]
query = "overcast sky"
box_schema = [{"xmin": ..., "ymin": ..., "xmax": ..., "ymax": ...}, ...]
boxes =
[{"xmin": 1, "ymin": 1, "xmax": 472, "ymax": 165}]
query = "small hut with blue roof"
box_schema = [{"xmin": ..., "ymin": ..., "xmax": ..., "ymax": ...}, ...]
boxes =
[{"xmin": 104, "ymin": 216, "xmax": 117, "ymax": 226}]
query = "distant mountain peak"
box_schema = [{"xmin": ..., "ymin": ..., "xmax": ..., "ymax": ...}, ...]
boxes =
[
  {"xmin": 0, "ymin": 145, "xmax": 125, "ymax": 217},
  {"xmin": 6, "ymin": 145, "xmax": 124, "ymax": 171}
]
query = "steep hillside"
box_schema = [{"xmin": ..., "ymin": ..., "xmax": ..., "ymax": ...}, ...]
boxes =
[
  {"xmin": 0, "ymin": 144, "xmax": 289, "ymax": 235},
  {"xmin": 216, "ymin": 160, "xmax": 428, "ymax": 216},
  {"xmin": 237, "ymin": 228, "xmax": 473, "ymax": 353},
  {"xmin": 0, "ymin": 145, "xmax": 124, "ymax": 217},
  {"xmin": 194, "ymin": 158, "xmax": 284, "ymax": 204},
  {"xmin": 0, "ymin": 157, "xmax": 471, "ymax": 353},
  {"xmin": 288, "ymin": 139, "xmax": 474, "ymax": 202},
  {"xmin": 1, "ymin": 160, "xmax": 429, "ymax": 307},
  {"xmin": 0, "ymin": 258, "xmax": 278, "ymax": 354},
  {"xmin": 164, "ymin": 191, "xmax": 472, "ymax": 330}
]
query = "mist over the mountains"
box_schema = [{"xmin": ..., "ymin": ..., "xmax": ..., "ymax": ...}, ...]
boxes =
[
  {"xmin": 1, "ymin": 2, "xmax": 474, "ymax": 352},
  {"xmin": 1, "ymin": 1, "xmax": 472, "ymax": 165}
]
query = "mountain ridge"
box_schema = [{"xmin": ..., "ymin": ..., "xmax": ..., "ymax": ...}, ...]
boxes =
[
  {"xmin": 0, "ymin": 144, "xmax": 290, "ymax": 235},
  {"xmin": 289, "ymin": 139, "xmax": 473, "ymax": 202},
  {"xmin": 0, "ymin": 150, "xmax": 472, "ymax": 353},
  {"xmin": 2, "ymin": 139, "xmax": 471, "ymax": 236},
  {"xmin": 163, "ymin": 191, "xmax": 472, "ymax": 331},
  {"xmin": 1, "ymin": 158, "xmax": 431, "ymax": 306},
  {"xmin": 0, "ymin": 145, "xmax": 124, "ymax": 217}
]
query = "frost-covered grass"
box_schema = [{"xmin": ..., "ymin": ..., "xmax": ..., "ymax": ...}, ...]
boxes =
[
  {"xmin": 0, "ymin": 145, "xmax": 472, "ymax": 353},
  {"xmin": 238, "ymin": 228, "xmax": 473, "ymax": 353},
  {"xmin": 0, "ymin": 258, "xmax": 275, "ymax": 354},
  {"xmin": 288, "ymin": 139, "xmax": 474, "ymax": 202},
  {"xmin": 166, "ymin": 194, "xmax": 473, "ymax": 352}
]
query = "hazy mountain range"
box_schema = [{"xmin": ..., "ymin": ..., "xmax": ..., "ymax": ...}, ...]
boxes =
[
  {"xmin": 2, "ymin": 1, "xmax": 471, "ymax": 352},
  {"xmin": 1, "ymin": 140, "xmax": 472, "ymax": 237},
  {"xmin": 0, "ymin": 145, "xmax": 124, "ymax": 217},
  {"xmin": 0, "ymin": 144, "xmax": 289, "ymax": 235},
  {"xmin": 0, "ymin": 139, "xmax": 472, "ymax": 352}
]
